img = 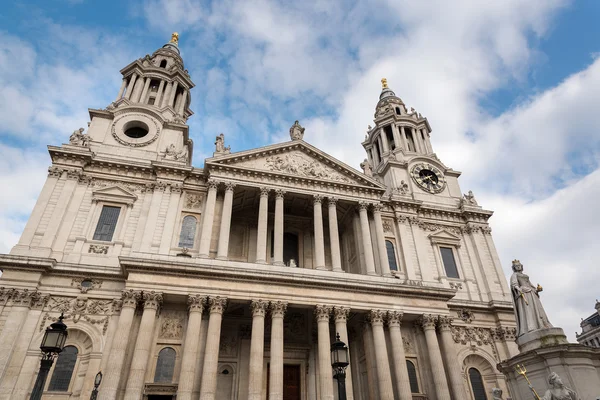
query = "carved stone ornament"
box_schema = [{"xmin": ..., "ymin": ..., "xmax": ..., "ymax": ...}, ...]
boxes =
[
  {"xmin": 382, "ymin": 219, "xmax": 393, "ymax": 233},
  {"xmin": 333, "ymin": 306, "xmax": 350, "ymax": 322},
  {"xmin": 360, "ymin": 159, "xmax": 373, "ymax": 177},
  {"xmin": 207, "ymin": 296, "xmax": 228, "ymax": 314},
  {"xmin": 270, "ymin": 301, "xmax": 288, "ymax": 318},
  {"xmin": 159, "ymin": 311, "xmax": 183, "ymax": 339},
  {"xmin": 121, "ymin": 289, "xmax": 142, "ymax": 309},
  {"xmin": 313, "ymin": 194, "xmax": 323, "ymax": 204},
  {"xmin": 460, "ymin": 190, "xmax": 478, "ymax": 206},
  {"xmin": 71, "ymin": 278, "xmax": 103, "ymax": 294},
  {"xmin": 262, "ymin": 152, "xmax": 351, "ymax": 183},
  {"xmin": 143, "ymin": 291, "xmax": 163, "ymax": 310},
  {"xmin": 187, "ymin": 294, "xmax": 206, "ymax": 313},
  {"xmin": 449, "ymin": 282, "xmax": 463, "ymax": 290},
  {"xmin": 314, "ymin": 305, "xmax": 331, "ymax": 322},
  {"xmin": 88, "ymin": 244, "xmax": 109, "ymax": 254},
  {"xmin": 418, "ymin": 314, "xmax": 438, "ymax": 330},
  {"xmin": 368, "ymin": 309, "xmax": 386, "ymax": 325},
  {"xmin": 403, "ymin": 336, "xmax": 412, "ymax": 353},
  {"xmin": 185, "ymin": 193, "xmax": 202, "ymax": 209},
  {"xmin": 250, "ymin": 299, "xmax": 269, "ymax": 317},
  {"xmin": 214, "ymin": 133, "xmax": 231, "ymax": 155},
  {"xmin": 451, "ymin": 326, "xmax": 494, "ymax": 346},
  {"xmin": 42, "ymin": 295, "xmax": 114, "ymax": 334},
  {"xmin": 457, "ymin": 308, "xmax": 475, "ymax": 323},
  {"xmin": 491, "ymin": 388, "xmax": 503, "ymax": 400},
  {"xmin": 111, "ymin": 113, "xmax": 160, "ymax": 147},
  {"xmin": 289, "ymin": 120, "xmax": 305, "ymax": 140},
  {"xmin": 162, "ymin": 143, "xmax": 189, "ymax": 162},
  {"xmin": 10, "ymin": 289, "xmax": 39, "ymax": 307},
  {"xmin": 438, "ymin": 316, "xmax": 454, "ymax": 330},
  {"xmin": 387, "ymin": 311, "xmax": 403, "ymax": 326},
  {"xmin": 69, "ymin": 127, "xmax": 91, "ymax": 147}
]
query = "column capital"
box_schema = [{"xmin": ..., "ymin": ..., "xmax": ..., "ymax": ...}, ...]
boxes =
[
  {"xmin": 418, "ymin": 314, "xmax": 438, "ymax": 331},
  {"xmin": 437, "ymin": 315, "xmax": 454, "ymax": 331},
  {"xmin": 224, "ymin": 182, "xmax": 237, "ymax": 192},
  {"xmin": 313, "ymin": 194, "xmax": 324, "ymax": 204},
  {"xmin": 358, "ymin": 201, "xmax": 371, "ymax": 211},
  {"xmin": 314, "ymin": 305, "xmax": 332, "ymax": 322},
  {"xmin": 387, "ymin": 311, "xmax": 404, "ymax": 327},
  {"xmin": 8, "ymin": 289, "xmax": 38, "ymax": 308},
  {"xmin": 142, "ymin": 291, "xmax": 163, "ymax": 310},
  {"xmin": 187, "ymin": 294, "xmax": 207, "ymax": 313},
  {"xmin": 208, "ymin": 296, "xmax": 228, "ymax": 314},
  {"xmin": 333, "ymin": 306, "xmax": 350, "ymax": 322},
  {"xmin": 251, "ymin": 299, "xmax": 269, "ymax": 317},
  {"xmin": 372, "ymin": 203, "xmax": 384, "ymax": 212},
  {"xmin": 259, "ymin": 186, "xmax": 271, "ymax": 197},
  {"xmin": 121, "ymin": 289, "xmax": 142, "ymax": 309},
  {"xmin": 327, "ymin": 197, "xmax": 339, "ymax": 207},
  {"xmin": 368, "ymin": 309, "xmax": 386, "ymax": 325},
  {"xmin": 275, "ymin": 189, "xmax": 286, "ymax": 199},
  {"xmin": 206, "ymin": 179, "xmax": 219, "ymax": 190},
  {"xmin": 270, "ymin": 301, "xmax": 288, "ymax": 318}
]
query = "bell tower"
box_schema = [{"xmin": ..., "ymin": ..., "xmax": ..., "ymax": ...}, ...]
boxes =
[
  {"xmin": 362, "ymin": 78, "xmax": 464, "ymax": 204},
  {"xmin": 84, "ymin": 33, "xmax": 195, "ymax": 164}
]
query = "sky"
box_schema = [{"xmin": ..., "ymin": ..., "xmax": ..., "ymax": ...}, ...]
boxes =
[{"xmin": 0, "ymin": 0, "xmax": 599, "ymax": 341}]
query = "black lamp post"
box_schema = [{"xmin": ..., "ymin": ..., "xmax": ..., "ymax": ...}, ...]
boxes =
[
  {"xmin": 331, "ymin": 332, "xmax": 350, "ymax": 400},
  {"xmin": 90, "ymin": 371, "xmax": 103, "ymax": 400},
  {"xmin": 30, "ymin": 313, "xmax": 68, "ymax": 400}
]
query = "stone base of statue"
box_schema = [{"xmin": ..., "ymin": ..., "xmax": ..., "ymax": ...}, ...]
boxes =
[{"xmin": 497, "ymin": 329, "xmax": 600, "ymax": 399}]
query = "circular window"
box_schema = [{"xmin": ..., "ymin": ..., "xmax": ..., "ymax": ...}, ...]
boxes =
[{"xmin": 124, "ymin": 121, "xmax": 149, "ymax": 138}]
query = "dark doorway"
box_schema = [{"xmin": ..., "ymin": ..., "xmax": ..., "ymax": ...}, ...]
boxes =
[
  {"xmin": 283, "ymin": 364, "xmax": 301, "ymax": 400},
  {"xmin": 283, "ymin": 232, "xmax": 299, "ymax": 267},
  {"xmin": 147, "ymin": 396, "xmax": 173, "ymax": 400}
]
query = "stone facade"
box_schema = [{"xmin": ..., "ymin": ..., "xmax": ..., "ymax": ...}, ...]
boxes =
[
  {"xmin": 577, "ymin": 300, "xmax": 600, "ymax": 348},
  {"xmin": 0, "ymin": 37, "xmax": 518, "ymax": 399}
]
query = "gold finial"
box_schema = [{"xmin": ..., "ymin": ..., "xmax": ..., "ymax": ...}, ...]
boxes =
[
  {"xmin": 381, "ymin": 78, "xmax": 388, "ymax": 89},
  {"xmin": 170, "ymin": 32, "xmax": 179, "ymax": 45}
]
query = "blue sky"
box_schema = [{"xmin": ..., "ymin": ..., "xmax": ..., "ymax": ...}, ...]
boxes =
[{"xmin": 1, "ymin": 0, "xmax": 599, "ymax": 340}]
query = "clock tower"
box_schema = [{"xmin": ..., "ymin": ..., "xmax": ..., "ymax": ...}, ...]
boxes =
[{"xmin": 362, "ymin": 79, "xmax": 464, "ymax": 207}]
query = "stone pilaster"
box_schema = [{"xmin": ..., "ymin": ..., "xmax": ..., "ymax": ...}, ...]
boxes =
[
  {"xmin": 99, "ymin": 290, "xmax": 141, "ymax": 400},
  {"xmin": 273, "ymin": 190, "xmax": 285, "ymax": 266},
  {"xmin": 372, "ymin": 204, "xmax": 391, "ymax": 276},
  {"xmin": 177, "ymin": 294, "xmax": 207, "ymax": 400},
  {"xmin": 124, "ymin": 73, "xmax": 137, "ymax": 100},
  {"xmin": 199, "ymin": 180, "xmax": 219, "ymax": 258},
  {"xmin": 315, "ymin": 305, "xmax": 334, "ymax": 400},
  {"xmin": 256, "ymin": 187, "xmax": 270, "ymax": 264},
  {"xmin": 369, "ymin": 309, "xmax": 394, "ymax": 400},
  {"xmin": 268, "ymin": 301, "xmax": 287, "ymax": 400},
  {"xmin": 328, "ymin": 197, "xmax": 342, "ymax": 272},
  {"xmin": 124, "ymin": 291, "xmax": 163, "ymax": 400},
  {"xmin": 199, "ymin": 296, "xmax": 228, "ymax": 400},
  {"xmin": 217, "ymin": 182, "xmax": 236, "ymax": 259},
  {"xmin": 248, "ymin": 300, "xmax": 268, "ymax": 400},
  {"xmin": 358, "ymin": 202, "xmax": 377, "ymax": 275},
  {"xmin": 333, "ymin": 307, "xmax": 354, "ymax": 400},
  {"xmin": 313, "ymin": 195, "xmax": 326, "ymax": 270},
  {"xmin": 418, "ymin": 314, "xmax": 451, "ymax": 400},
  {"xmin": 387, "ymin": 311, "xmax": 413, "ymax": 400},
  {"xmin": 438, "ymin": 316, "xmax": 468, "ymax": 400}
]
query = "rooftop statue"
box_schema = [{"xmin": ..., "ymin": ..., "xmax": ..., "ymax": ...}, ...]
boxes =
[{"xmin": 510, "ymin": 260, "xmax": 553, "ymax": 337}]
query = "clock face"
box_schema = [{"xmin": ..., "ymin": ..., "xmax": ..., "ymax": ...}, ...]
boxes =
[{"xmin": 410, "ymin": 163, "xmax": 446, "ymax": 193}]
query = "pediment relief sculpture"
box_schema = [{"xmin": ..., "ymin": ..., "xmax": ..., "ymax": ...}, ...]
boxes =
[{"xmin": 264, "ymin": 152, "xmax": 351, "ymax": 183}]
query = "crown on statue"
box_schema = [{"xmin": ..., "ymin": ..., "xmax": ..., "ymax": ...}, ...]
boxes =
[{"xmin": 512, "ymin": 259, "xmax": 521, "ymax": 266}]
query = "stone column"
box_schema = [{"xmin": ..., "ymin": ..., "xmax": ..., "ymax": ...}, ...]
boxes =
[
  {"xmin": 199, "ymin": 297, "xmax": 228, "ymax": 400},
  {"xmin": 268, "ymin": 301, "xmax": 287, "ymax": 400},
  {"xmin": 154, "ymin": 80, "xmax": 165, "ymax": 107},
  {"xmin": 387, "ymin": 311, "xmax": 413, "ymax": 400},
  {"xmin": 369, "ymin": 310, "xmax": 394, "ymax": 400},
  {"xmin": 328, "ymin": 197, "xmax": 342, "ymax": 272},
  {"xmin": 199, "ymin": 180, "xmax": 219, "ymax": 258},
  {"xmin": 380, "ymin": 128, "xmax": 390, "ymax": 153},
  {"xmin": 99, "ymin": 290, "xmax": 141, "ymax": 400},
  {"xmin": 161, "ymin": 81, "xmax": 173, "ymax": 108},
  {"xmin": 419, "ymin": 315, "xmax": 451, "ymax": 400},
  {"xmin": 168, "ymin": 80, "xmax": 179, "ymax": 107},
  {"xmin": 438, "ymin": 316, "xmax": 468, "ymax": 400},
  {"xmin": 124, "ymin": 73, "xmax": 138, "ymax": 100},
  {"xmin": 313, "ymin": 195, "xmax": 326, "ymax": 270},
  {"xmin": 358, "ymin": 202, "xmax": 377, "ymax": 275},
  {"xmin": 124, "ymin": 291, "xmax": 163, "ymax": 400},
  {"xmin": 116, "ymin": 78, "xmax": 127, "ymax": 100},
  {"xmin": 177, "ymin": 295, "xmax": 207, "ymax": 400},
  {"xmin": 315, "ymin": 305, "xmax": 334, "ymax": 400},
  {"xmin": 333, "ymin": 307, "xmax": 354, "ymax": 400},
  {"xmin": 0, "ymin": 290, "xmax": 37, "ymax": 380},
  {"xmin": 248, "ymin": 300, "xmax": 268, "ymax": 400},
  {"xmin": 273, "ymin": 189, "xmax": 285, "ymax": 266},
  {"xmin": 216, "ymin": 182, "xmax": 236, "ymax": 260},
  {"xmin": 362, "ymin": 322, "xmax": 379, "ymax": 399},
  {"xmin": 139, "ymin": 77, "xmax": 151, "ymax": 103},
  {"xmin": 178, "ymin": 89, "xmax": 188, "ymax": 115},
  {"xmin": 256, "ymin": 187, "xmax": 270, "ymax": 264},
  {"xmin": 372, "ymin": 204, "xmax": 391, "ymax": 276}
]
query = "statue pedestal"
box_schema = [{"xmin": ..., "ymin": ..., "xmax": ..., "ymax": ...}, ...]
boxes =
[
  {"xmin": 497, "ymin": 340, "xmax": 600, "ymax": 400},
  {"xmin": 515, "ymin": 327, "xmax": 568, "ymax": 353}
]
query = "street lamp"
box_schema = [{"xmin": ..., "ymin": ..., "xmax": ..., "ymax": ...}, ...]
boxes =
[
  {"xmin": 30, "ymin": 313, "xmax": 68, "ymax": 400},
  {"xmin": 331, "ymin": 332, "xmax": 350, "ymax": 400},
  {"xmin": 90, "ymin": 371, "xmax": 103, "ymax": 400}
]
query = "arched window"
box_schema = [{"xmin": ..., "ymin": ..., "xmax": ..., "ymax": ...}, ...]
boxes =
[
  {"xmin": 154, "ymin": 347, "xmax": 176, "ymax": 383},
  {"xmin": 385, "ymin": 240, "xmax": 398, "ymax": 271},
  {"xmin": 159, "ymin": 59, "xmax": 167, "ymax": 68},
  {"xmin": 48, "ymin": 346, "xmax": 78, "ymax": 391},
  {"xmin": 406, "ymin": 360, "xmax": 419, "ymax": 393},
  {"xmin": 469, "ymin": 367, "xmax": 487, "ymax": 400},
  {"xmin": 178, "ymin": 215, "xmax": 197, "ymax": 248}
]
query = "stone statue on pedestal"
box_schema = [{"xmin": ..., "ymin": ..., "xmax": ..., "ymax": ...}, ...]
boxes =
[
  {"xmin": 510, "ymin": 260, "xmax": 553, "ymax": 337},
  {"xmin": 491, "ymin": 388, "xmax": 503, "ymax": 400},
  {"xmin": 540, "ymin": 372, "xmax": 581, "ymax": 400}
]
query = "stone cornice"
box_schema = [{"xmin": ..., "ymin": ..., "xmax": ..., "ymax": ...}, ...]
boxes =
[{"xmin": 0, "ymin": 255, "xmax": 56, "ymax": 272}]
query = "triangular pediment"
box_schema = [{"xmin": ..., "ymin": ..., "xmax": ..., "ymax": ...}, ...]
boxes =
[
  {"xmin": 92, "ymin": 186, "xmax": 138, "ymax": 204},
  {"xmin": 428, "ymin": 229, "xmax": 461, "ymax": 245},
  {"xmin": 206, "ymin": 140, "xmax": 384, "ymax": 190}
]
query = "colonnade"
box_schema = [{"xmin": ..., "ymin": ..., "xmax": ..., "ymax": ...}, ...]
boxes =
[
  {"xmin": 92, "ymin": 289, "xmax": 466, "ymax": 400},
  {"xmin": 197, "ymin": 180, "xmax": 392, "ymax": 276},
  {"xmin": 116, "ymin": 73, "xmax": 188, "ymax": 115}
]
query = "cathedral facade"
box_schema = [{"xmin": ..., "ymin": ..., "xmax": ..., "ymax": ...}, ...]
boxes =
[{"xmin": 0, "ymin": 35, "xmax": 518, "ymax": 400}]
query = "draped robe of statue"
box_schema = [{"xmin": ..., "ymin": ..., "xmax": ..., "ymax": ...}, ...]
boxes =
[
  {"xmin": 510, "ymin": 270, "xmax": 552, "ymax": 336},
  {"xmin": 540, "ymin": 387, "xmax": 580, "ymax": 400}
]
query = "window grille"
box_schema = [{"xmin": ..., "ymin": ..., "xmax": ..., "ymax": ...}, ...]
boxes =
[
  {"xmin": 385, "ymin": 240, "xmax": 398, "ymax": 271},
  {"xmin": 93, "ymin": 206, "xmax": 121, "ymax": 241},
  {"xmin": 154, "ymin": 347, "xmax": 176, "ymax": 383},
  {"xmin": 469, "ymin": 368, "xmax": 488, "ymax": 400},
  {"xmin": 178, "ymin": 215, "xmax": 197, "ymax": 248},
  {"xmin": 48, "ymin": 346, "xmax": 78, "ymax": 391},
  {"xmin": 440, "ymin": 247, "xmax": 459, "ymax": 278},
  {"xmin": 406, "ymin": 360, "xmax": 419, "ymax": 393}
]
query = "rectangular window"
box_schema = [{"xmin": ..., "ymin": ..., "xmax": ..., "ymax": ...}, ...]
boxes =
[
  {"xmin": 440, "ymin": 247, "xmax": 459, "ymax": 278},
  {"xmin": 93, "ymin": 206, "xmax": 121, "ymax": 242}
]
